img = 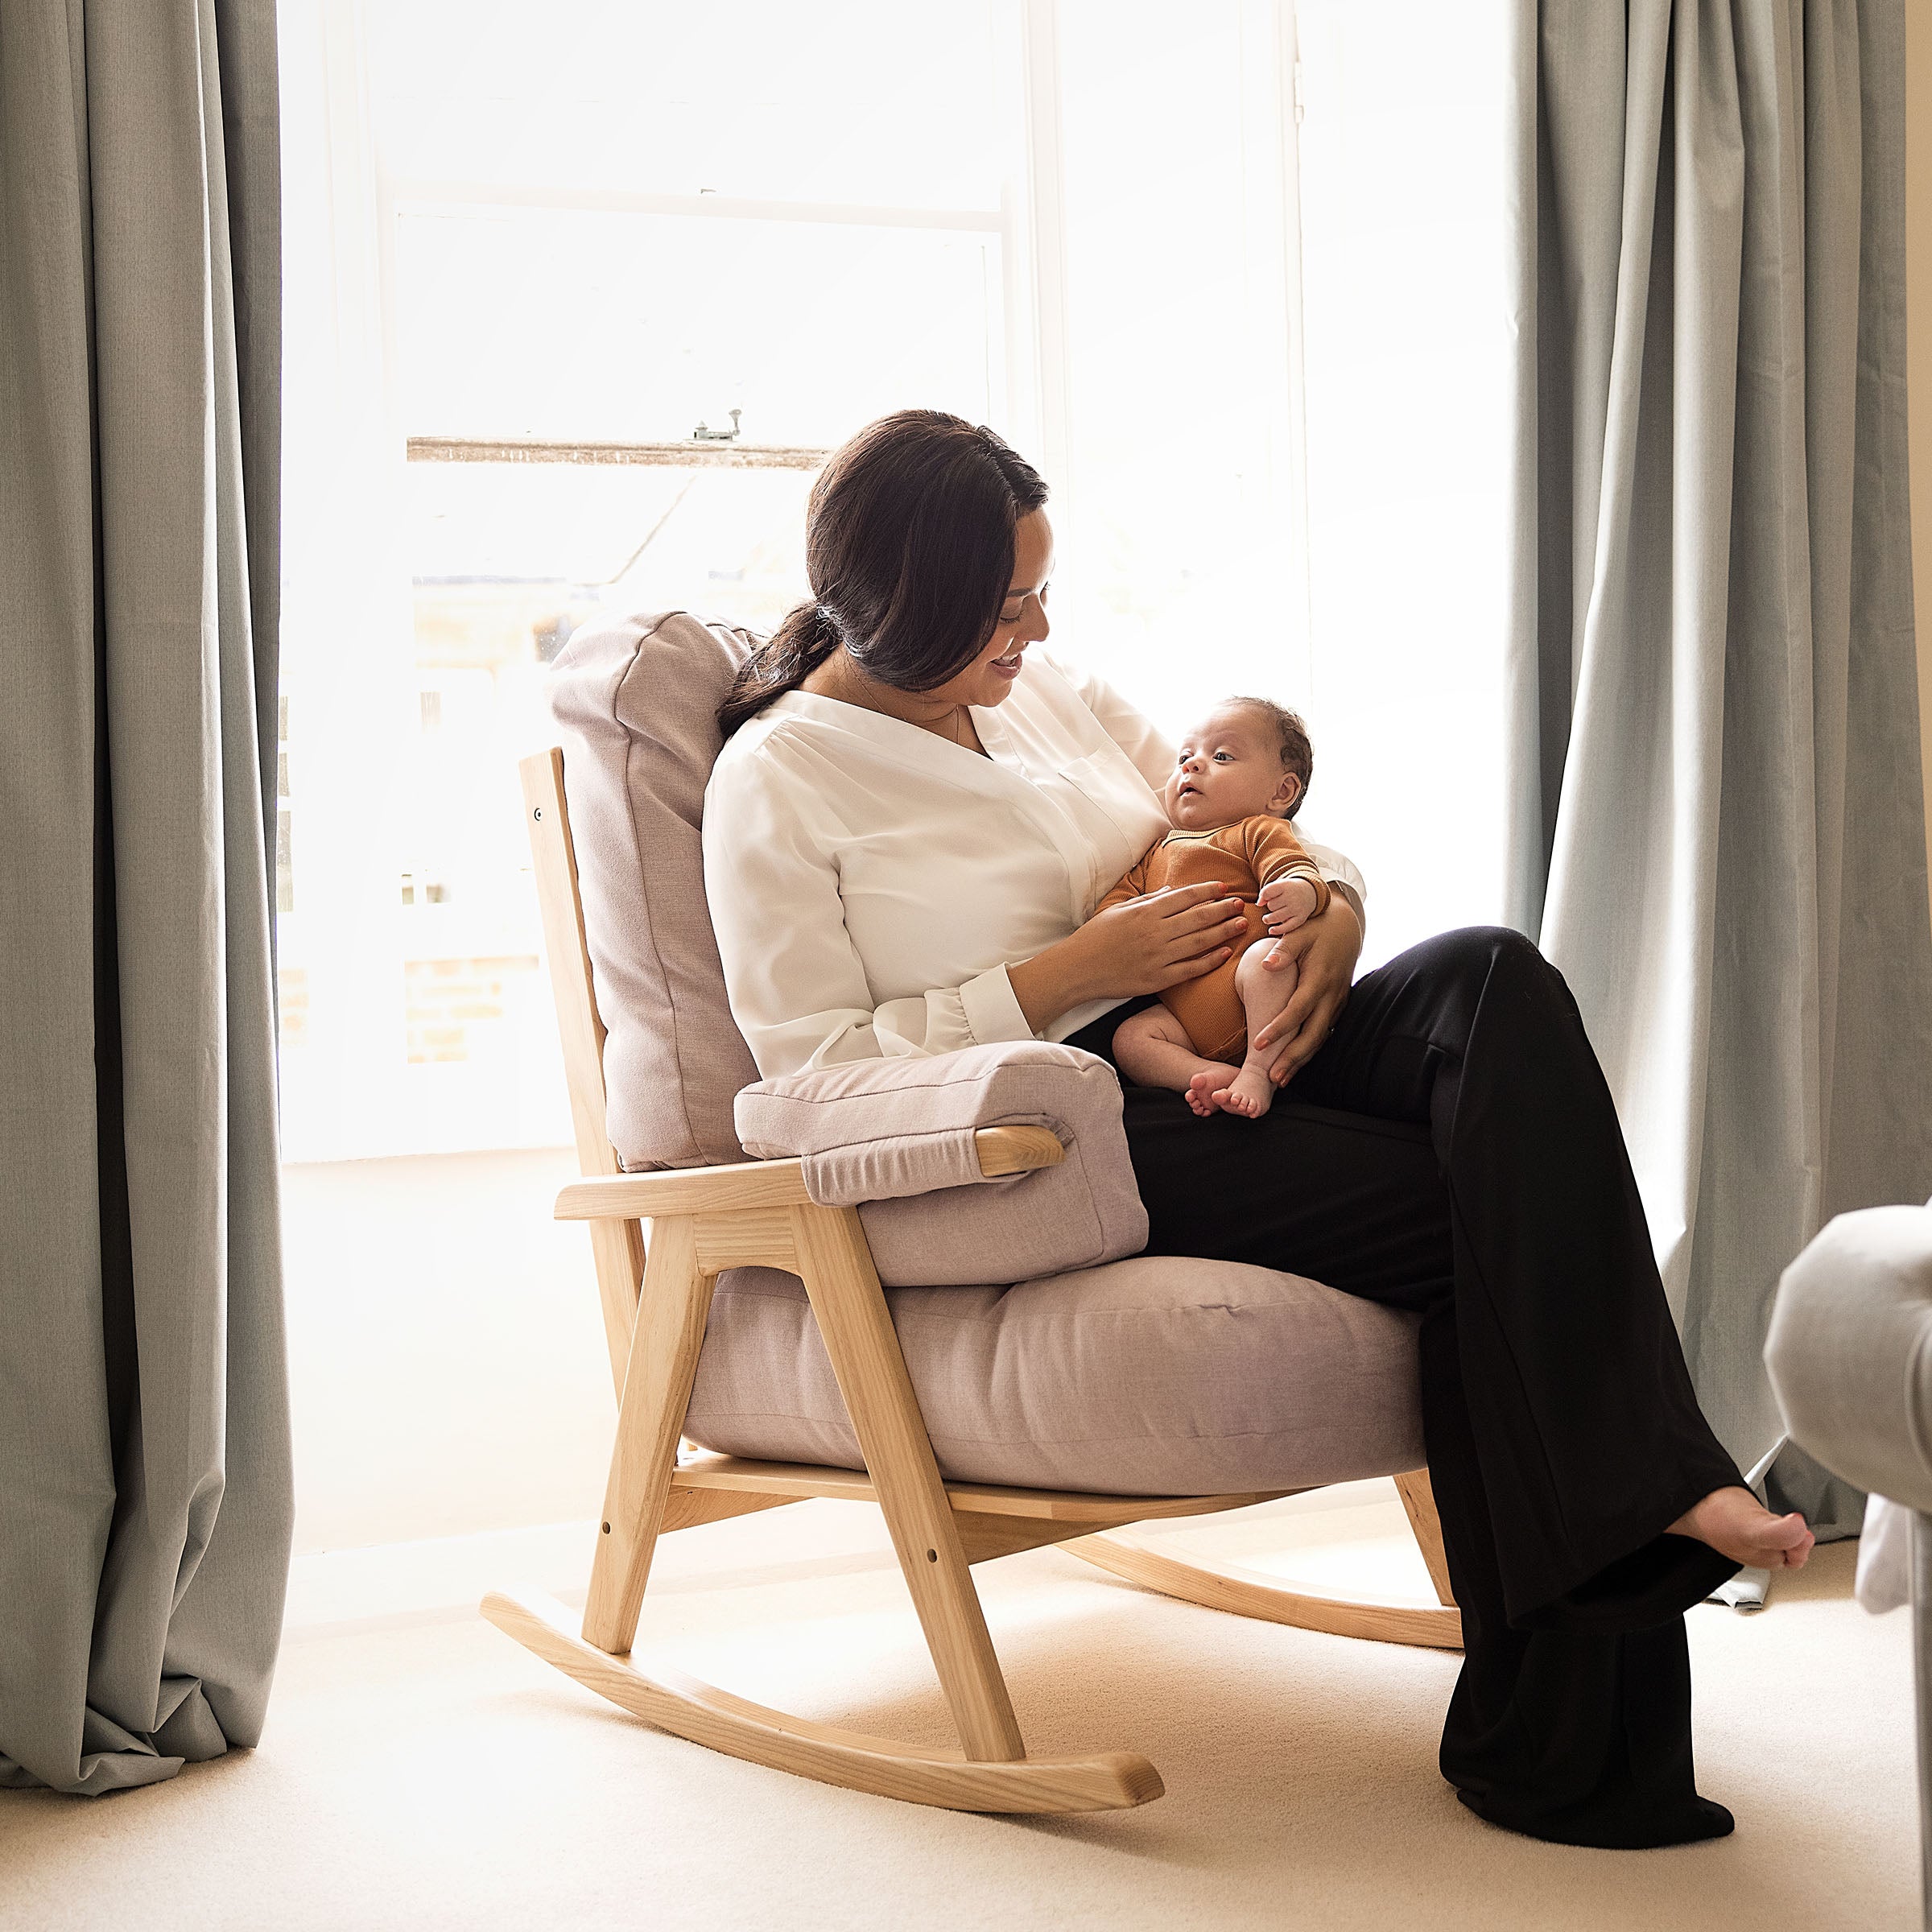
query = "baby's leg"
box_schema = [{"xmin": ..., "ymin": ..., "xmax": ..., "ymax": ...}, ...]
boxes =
[
  {"xmin": 1212, "ymin": 944, "xmax": 1302, "ymax": 1119},
  {"xmin": 1112, "ymin": 1005, "xmax": 1245, "ymax": 1119}
]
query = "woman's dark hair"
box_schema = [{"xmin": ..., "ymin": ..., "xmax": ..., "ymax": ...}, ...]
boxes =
[{"xmin": 717, "ymin": 410, "xmax": 1049, "ymax": 737}]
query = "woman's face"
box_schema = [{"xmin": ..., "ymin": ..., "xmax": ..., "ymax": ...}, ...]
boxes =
[{"xmin": 923, "ymin": 509, "xmax": 1054, "ymax": 712}]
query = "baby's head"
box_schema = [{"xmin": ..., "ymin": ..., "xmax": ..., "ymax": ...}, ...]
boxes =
[{"xmin": 1162, "ymin": 698, "xmax": 1313, "ymax": 832}]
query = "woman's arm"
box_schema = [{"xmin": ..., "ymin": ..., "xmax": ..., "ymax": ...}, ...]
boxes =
[
  {"xmin": 703, "ymin": 753, "xmax": 1037, "ymax": 1075},
  {"xmin": 705, "ymin": 766, "xmax": 1248, "ymax": 1063}
]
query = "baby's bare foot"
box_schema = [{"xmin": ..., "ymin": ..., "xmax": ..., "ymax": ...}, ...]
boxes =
[
  {"xmin": 1186, "ymin": 1065, "xmax": 1242, "ymax": 1117},
  {"xmin": 1212, "ymin": 1065, "xmax": 1276, "ymax": 1119},
  {"xmin": 1667, "ymin": 1486, "xmax": 1814, "ymax": 1570}
]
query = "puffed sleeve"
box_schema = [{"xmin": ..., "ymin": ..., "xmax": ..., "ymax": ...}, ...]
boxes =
[
  {"xmin": 702, "ymin": 733, "xmax": 1036, "ymax": 1077},
  {"xmin": 1045, "ymin": 649, "xmax": 1368, "ymax": 922}
]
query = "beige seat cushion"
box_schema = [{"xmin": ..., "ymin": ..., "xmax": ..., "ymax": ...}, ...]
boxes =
[{"xmin": 686, "ymin": 1255, "xmax": 1426, "ymax": 1496}]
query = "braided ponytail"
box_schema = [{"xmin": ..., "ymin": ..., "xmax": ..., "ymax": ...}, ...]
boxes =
[{"xmin": 717, "ymin": 601, "xmax": 843, "ymax": 739}]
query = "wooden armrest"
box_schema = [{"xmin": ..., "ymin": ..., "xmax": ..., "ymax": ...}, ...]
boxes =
[
  {"xmin": 555, "ymin": 1124, "xmax": 1063, "ymax": 1221},
  {"xmin": 557, "ymin": 1161, "xmax": 809, "ymax": 1220},
  {"xmin": 974, "ymin": 1124, "xmax": 1065, "ymax": 1177}
]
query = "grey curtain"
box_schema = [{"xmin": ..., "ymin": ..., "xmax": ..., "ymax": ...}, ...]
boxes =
[
  {"xmin": 0, "ymin": 0, "xmax": 291, "ymax": 1790},
  {"xmin": 1505, "ymin": 0, "xmax": 1932, "ymax": 1535}
]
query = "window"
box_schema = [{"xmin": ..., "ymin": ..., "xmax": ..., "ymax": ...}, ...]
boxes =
[
  {"xmin": 279, "ymin": 0, "xmax": 1030, "ymax": 1159},
  {"xmin": 1051, "ymin": 0, "xmax": 1311, "ymax": 724},
  {"xmin": 275, "ymin": 0, "xmax": 1517, "ymax": 1554},
  {"xmin": 1290, "ymin": 0, "xmax": 1514, "ymax": 962},
  {"xmin": 277, "ymin": 0, "xmax": 1509, "ymax": 1161}
]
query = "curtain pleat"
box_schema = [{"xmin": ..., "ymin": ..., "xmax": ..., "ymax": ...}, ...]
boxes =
[
  {"xmin": 1505, "ymin": 0, "xmax": 1932, "ymax": 1534},
  {"xmin": 0, "ymin": 0, "xmax": 290, "ymax": 1794}
]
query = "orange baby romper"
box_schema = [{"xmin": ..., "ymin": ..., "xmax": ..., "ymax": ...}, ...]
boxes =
[{"xmin": 1096, "ymin": 817, "xmax": 1331, "ymax": 1065}]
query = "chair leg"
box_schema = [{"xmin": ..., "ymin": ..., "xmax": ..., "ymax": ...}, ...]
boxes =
[
  {"xmin": 788, "ymin": 1202, "xmax": 1027, "ymax": 1765},
  {"xmin": 485, "ymin": 1197, "xmax": 1159, "ymax": 1813},
  {"xmin": 1393, "ymin": 1468, "xmax": 1458, "ymax": 1607},
  {"xmin": 582, "ymin": 1215, "xmax": 716, "ymax": 1654}
]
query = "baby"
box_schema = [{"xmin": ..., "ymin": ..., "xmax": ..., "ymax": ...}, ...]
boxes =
[{"xmin": 1101, "ymin": 698, "xmax": 1328, "ymax": 1120}]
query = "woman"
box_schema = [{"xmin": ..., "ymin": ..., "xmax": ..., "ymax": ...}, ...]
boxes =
[{"xmin": 700, "ymin": 410, "xmax": 1812, "ymax": 1848}]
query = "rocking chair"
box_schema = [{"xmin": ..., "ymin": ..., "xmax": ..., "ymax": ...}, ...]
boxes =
[{"xmin": 482, "ymin": 611, "xmax": 1459, "ymax": 1814}]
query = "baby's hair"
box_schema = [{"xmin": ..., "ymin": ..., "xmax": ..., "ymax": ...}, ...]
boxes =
[{"xmin": 1228, "ymin": 696, "xmax": 1313, "ymax": 819}]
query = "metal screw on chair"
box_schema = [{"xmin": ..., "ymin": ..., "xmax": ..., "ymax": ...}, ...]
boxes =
[{"xmin": 533, "ymin": 807, "xmax": 543, "ymax": 820}]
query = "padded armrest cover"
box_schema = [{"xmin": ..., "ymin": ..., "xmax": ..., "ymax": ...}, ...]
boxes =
[{"xmin": 734, "ymin": 1042, "xmax": 1149, "ymax": 1288}]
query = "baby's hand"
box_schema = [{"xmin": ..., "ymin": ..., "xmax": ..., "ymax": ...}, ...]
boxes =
[{"xmin": 1260, "ymin": 873, "xmax": 1319, "ymax": 936}]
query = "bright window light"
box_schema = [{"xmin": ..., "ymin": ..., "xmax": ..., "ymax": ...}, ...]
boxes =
[
  {"xmin": 275, "ymin": 0, "xmax": 1510, "ymax": 1162},
  {"xmin": 1293, "ymin": 0, "xmax": 1513, "ymax": 964}
]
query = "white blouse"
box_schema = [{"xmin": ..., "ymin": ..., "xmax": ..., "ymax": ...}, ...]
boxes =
[{"xmin": 701, "ymin": 650, "xmax": 1367, "ymax": 1078}]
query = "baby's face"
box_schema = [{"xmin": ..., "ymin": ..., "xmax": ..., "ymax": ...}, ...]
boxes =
[{"xmin": 1163, "ymin": 705, "xmax": 1298, "ymax": 831}]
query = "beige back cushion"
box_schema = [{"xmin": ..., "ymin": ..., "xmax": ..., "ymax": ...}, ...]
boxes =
[{"xmin": 548, "ymin": 610, "xmax": 759, "ymax": 1170}]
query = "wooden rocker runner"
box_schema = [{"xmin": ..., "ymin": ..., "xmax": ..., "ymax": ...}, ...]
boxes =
[{"xmin": 485, "ymin": 734, "xmax": 1458, "ymax": 1815}]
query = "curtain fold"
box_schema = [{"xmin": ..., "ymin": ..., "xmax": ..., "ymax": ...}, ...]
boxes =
[
  {"xmin": 1505, "ymin": 0, "xmax": 1932, "ymax": 1534},
  {"xmin": 0, "ymin": 0, "xmax": 291, "ymax": 1793}
]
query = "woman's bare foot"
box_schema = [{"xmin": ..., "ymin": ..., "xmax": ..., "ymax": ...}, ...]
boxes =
[
  {"xmin": 1185, "ymin": 1065, "xmax": 1242, "ymax": 1117},
  {"xmin": 1212, "ymin": 1063, "xmax": 1276, "ymax": 1118},
  {"xmin": 1667, "ymin": 1486, "xmax": 1814, "ymax": 1570}
]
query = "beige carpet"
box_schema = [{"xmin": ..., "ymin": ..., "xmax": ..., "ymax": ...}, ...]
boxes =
[{"xmin": 0, "ymin": 1487, "xmax": 1916, "ymax": 1931}]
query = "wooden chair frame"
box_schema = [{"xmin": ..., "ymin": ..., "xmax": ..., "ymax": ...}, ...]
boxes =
[{"xmin": 484, "ymin": 749, "xmax": 1459, "ymax": 1814}]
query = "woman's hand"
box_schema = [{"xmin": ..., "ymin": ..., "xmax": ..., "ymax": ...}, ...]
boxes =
[
  {"xmin": 1251, "ymin": 894, "xmax": 1363, "ymax": 1085},
  {"xmin": 1009, "ymin": 882, "xmax": 1250, "ymax": 1033},
  {"xmin": 1090, "ymin": 883, "xmax": 1255, "ymax": 992}
]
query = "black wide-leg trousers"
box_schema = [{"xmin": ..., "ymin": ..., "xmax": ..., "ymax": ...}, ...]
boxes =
[{"xmin": 1063, "ymin": 926, "xmax": 1744, "ymax": 1847}]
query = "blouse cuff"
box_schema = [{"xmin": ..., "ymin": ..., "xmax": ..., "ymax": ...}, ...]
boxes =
[{"xmin": 959, "ymin": 964, "xmax": 1038, "ymax": 1047}]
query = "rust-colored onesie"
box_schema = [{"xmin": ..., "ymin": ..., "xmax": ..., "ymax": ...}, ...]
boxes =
[{"xmin": 1096, "ymin": 817, "xmax": 1331, "ymax": 1065}]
